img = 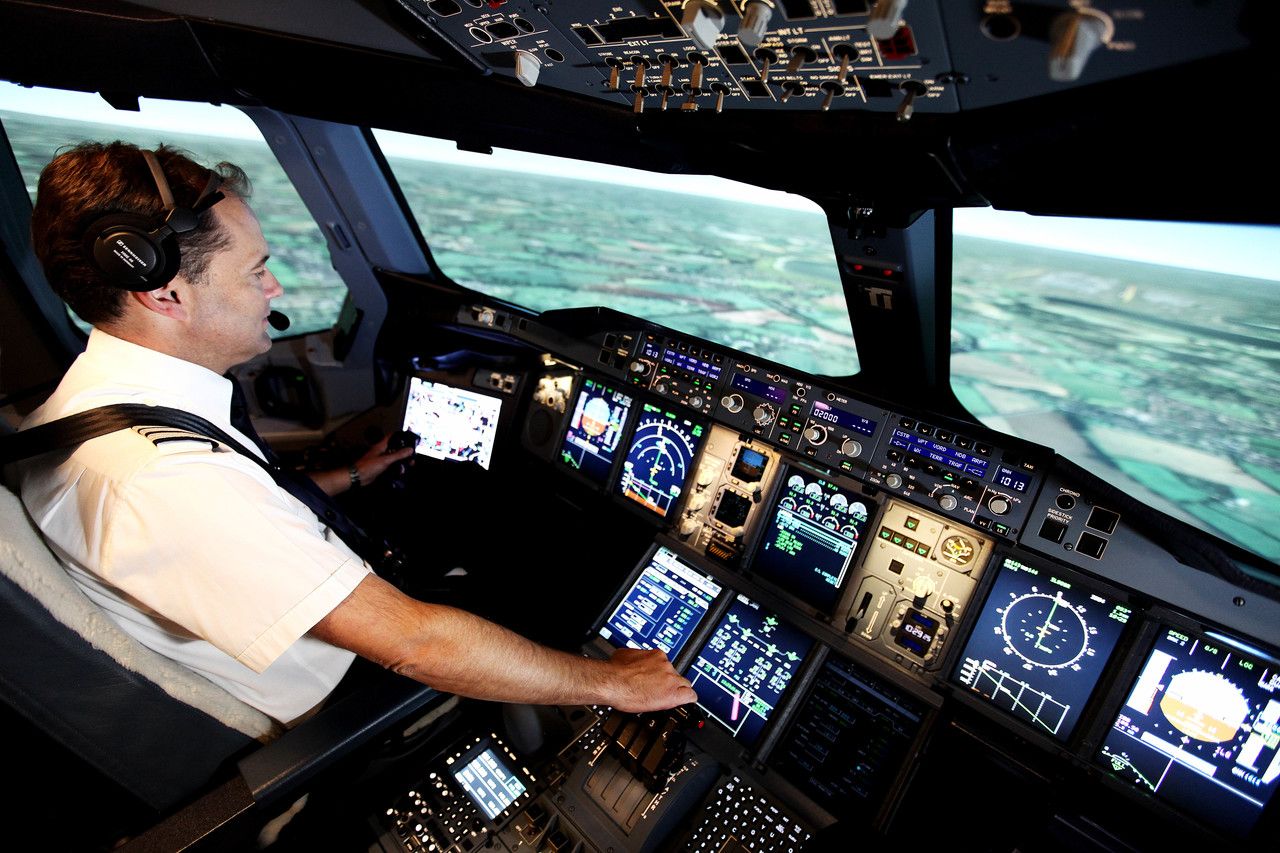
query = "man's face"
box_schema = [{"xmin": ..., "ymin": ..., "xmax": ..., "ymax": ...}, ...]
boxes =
[{"xmin": 179, "ymin": 195, "xmax": 283, "ymax": 373}]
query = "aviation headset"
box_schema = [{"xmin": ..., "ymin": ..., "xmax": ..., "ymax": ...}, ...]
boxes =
[{"xmin": 83, "ymin": 149, "xmax": 225, "ymax": 292}]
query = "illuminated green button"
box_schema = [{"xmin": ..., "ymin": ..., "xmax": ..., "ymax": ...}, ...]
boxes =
[
  {"xmin": 891, "ymin": 533, "xmax": 905, "ymax": 546},
  {"xmin": 880, "ymin": 527, "xmax": 893, "ymax": 540},
  {"xmin": 904, "ymin": 537, "xmax": 917, "ymax": 551},
  {"xmin": 916, "ymin": 544, "xmax": 930, "ymax": 556},
  {"xmin": 904, "ymin": 516, "xmax": 919, "ymax": 531}
]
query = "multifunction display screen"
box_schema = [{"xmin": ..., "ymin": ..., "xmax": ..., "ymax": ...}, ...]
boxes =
[
  {"xmin": 731, "ymin": 372, "xmax": 787, "ymax": 404},
  {"xmin": 809, "ymin": 400, "xmax": 877, "ymax": 437},
  {"xmin": 773, "ymin": 654, "xmax": 926, "ymax": 820},
  {"xmin": 451, "ymin": 748, "xmax": 527, "ymax": 820},
  {"xmin": 687, "ymin": 594, "xmax": 814, "ymax": 746},
  {"xmin": 598, "ymin": 546, "xmax": 723, "ymax": 659},
  {"xmin": 402, "ymin": 378, "xmax": 502, "ymax": 470},
  {"xmin": 1097, "ymin": 627, "xmax": 1280, "ymax": 835},
  {"xmin": 953, "ymin": 556, "xmax": 1131, "ymax": 742},
  {"xmin": 751, "ymin": 469, "xmax": 870, "ymax": 612},
  {"xmin": 559, "ymin": 378, "xmax": 632, "ymax": 484},
  {"xmin": 615, "ymin": 403, "xmax": 706, "ymax": 519},
  {"xmin": 888, "ymin": 428, "xmax": 989, "ymax": 478}
]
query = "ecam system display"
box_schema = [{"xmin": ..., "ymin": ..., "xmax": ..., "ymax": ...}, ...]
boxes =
[{"xmin": 1097, "ymin": 626, "xmax": 1280, "ymax": 836}]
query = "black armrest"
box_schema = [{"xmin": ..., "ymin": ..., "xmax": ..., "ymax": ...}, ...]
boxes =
[
  {"xmin": 239, "ymin": 673, "xmax": 440, "ymax": 806},
  {"xmin": 120, "ymin": 673, "xmax": 445, "ymax": 852}
]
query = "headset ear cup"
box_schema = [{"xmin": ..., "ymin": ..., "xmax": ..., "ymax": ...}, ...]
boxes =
[{"xmin": 84, "ymin": 213, "xmax": 181, "ymax": 292}]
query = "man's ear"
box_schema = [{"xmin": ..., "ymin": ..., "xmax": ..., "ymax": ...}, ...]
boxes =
[{"xmin": 131, "ymin": 283, "xmax": 188, "ymax": 320}]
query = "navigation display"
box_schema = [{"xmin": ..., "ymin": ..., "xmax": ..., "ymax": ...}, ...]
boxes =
[
  {"xmin": 687, "ymin": 594, "xmax": 814, "ymax": 746},
  {"xmin": 1097, "ymin": 627, "xmax": 1280, "ymax": 835},
  {"xmin": 559, "ymin": 378, "xmax": 632, "ymax": 484},
  {"xmin": 598, "ymin": 546, "xmax": 723, "ymax": 659},
  {"xmin": 750, "ymin": 469, "xmax": 870, "ymax": 612},
  {"xmin": 773, "ymin": 654, "xmax": 926, "ymax": 820},
  {"xmin": 615, "ymin": 403, "xmax": 706, "ymax": 519},
  {"xmin": 451, "ymin": 747, "xmax": 527, "ymax": 820},
  {"xmin": 402, "ymin": 378, "xmax": 502, "ymax": 470},
  {"xmin": 953, "ymin": 556, "xmax": 1131, "ymax": 742}
]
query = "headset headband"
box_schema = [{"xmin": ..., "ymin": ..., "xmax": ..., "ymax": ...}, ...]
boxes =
[{"xmin": 86, "ymin": 149, "xmax": 226, "ymax": 291}]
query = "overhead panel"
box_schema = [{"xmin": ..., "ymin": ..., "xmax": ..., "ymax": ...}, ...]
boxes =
[
  {"xmin": 391, "ymin": 0, "xmax": 957, "ymax": 116},
  {"xmin": 390, "ymin": 0, "xmax": 1253, "ymax": 118}
]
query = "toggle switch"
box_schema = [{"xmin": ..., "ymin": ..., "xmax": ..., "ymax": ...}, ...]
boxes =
[
  {"xmin": 606, "ymin": 57, "xmax": 624, "ymax": 92},
  {"xmin": 710, "ymin": 81, "xmax": 731, "ymax": 113},
  {"xmin": 786, "ymin": 45, "xmax": 817, "ymax": 74},
  {"xmin": 754, "ymin": 46, "xmax": 777, "ymax": 82},
  {"xmin": 896, "ymin": 79, "xmax": 926, "ymax": 121},
  {"xmin": 779, "ymin": 80, "xmax": 804, "ymax": 103},
  {"xmin": 832, "ymin": 43, "xmax": 856, "ymax": 85},
  {"xmin": 658, "ymin": 52, "xmax": 680, "ymax": 88},
  {"xmin": 820, "ymin": 80, "xmax": 844, "ymax": 111}
]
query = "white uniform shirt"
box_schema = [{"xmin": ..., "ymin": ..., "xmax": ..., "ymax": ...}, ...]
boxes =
[{"xmin": 19, "ymin": 329, "xmax": 372, "ymax": 724}]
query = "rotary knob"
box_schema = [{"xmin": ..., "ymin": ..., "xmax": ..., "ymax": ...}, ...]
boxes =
[
  {"xmin": 911, "ymin": 575, "xmax": 935, "ymax": 607},
  {"xmin": 737, "ymin": 0, "xmax": 773, "ymax": 49},
  {"xmin": 803, "ymin": 424, "xmax": 828, "ymax": 445},
  {"xmin": 840, "ymin": 438, "xmax": 862, "ymax": 458},
  {"xmin": 721, "ymin": 393, "xmax": 744, "ymax": 413},
  {"xmin": 988, "ymin": 496, "xmax": 1011, "ymax": 516},
  {"xmin": 938, "ymin": 493, "xmax": 959, "ymax": 511},
  {"xmin": 689, "ymin": 395, "xmax": 705, "ymax": 409},
  {"xmin": 753, "ymin": 403, "xmax": 776, "ymax": 426},
  {"xmin": 629, "ymin": 360, "xmax": 649, "ymax": 375},
  {"xmin": 681, "ymin": 0, "xmax": 725, "ymax": 51},
  {"xmin": 885, "ymin": 473, "xmax": 904, "ymax": 489}
]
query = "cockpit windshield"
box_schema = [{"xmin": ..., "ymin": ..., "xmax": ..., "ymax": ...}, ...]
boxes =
[
  {"xmin": 951, "ymin": 208, "xmax": 1280, "ymax": 565},
  {"xmin": 371, "ymin": 128, "xmax": 856, "ymax": 377}
]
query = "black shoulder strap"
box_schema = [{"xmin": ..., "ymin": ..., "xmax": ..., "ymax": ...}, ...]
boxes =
[
  {"xmin": 0, "ymin": 404, "xmax": 268, "ymax": 472},
  {"xmin": 1, "ymin": 403, "xmax": 399, "ymax": 571}
]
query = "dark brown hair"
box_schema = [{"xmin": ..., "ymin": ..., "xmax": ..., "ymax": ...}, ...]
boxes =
[{"xmin": 30, "ymin": 141, "xmax": 251, "ymax": 325}]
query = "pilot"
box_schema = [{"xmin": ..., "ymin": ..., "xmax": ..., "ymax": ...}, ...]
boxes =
[{"xmin": 19, "ymin": 141, "xmax": 695, "ymax": 726}]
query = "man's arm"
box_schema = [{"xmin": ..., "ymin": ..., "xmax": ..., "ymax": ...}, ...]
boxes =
[
  {"xmin": 309, "ymin": 574, "xmax": 696, "ymax": 713},
  {"xmin": 310, "ymin": 436, "xmax": 414, "ymax": 497}
]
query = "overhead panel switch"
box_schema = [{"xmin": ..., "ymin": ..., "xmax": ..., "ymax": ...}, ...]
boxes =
[
  {"xmin": 737, "ymin": 1, "xmax": 773, "ymax": 50},
  {"xmin": 1049, "ymin": 11, "xmax": 1108, "ymax": 82},
  {"xmin": 682, "ymin": 1, "xmax": 726, "ymax": 52},
  {"xmin": 514, "ymin": 49, "xmax": 541, "ymax": 87},
  {"xmin": 868, "ymin": 0, "xmax": 908, "ymax": 41}
]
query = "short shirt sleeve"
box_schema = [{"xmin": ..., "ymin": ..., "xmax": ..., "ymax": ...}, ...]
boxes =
[{"xmin": 98, "ymin": 443, "xmax": 372, "ymax": 673}]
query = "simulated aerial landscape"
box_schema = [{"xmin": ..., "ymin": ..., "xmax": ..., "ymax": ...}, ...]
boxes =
[
  {"xmin": 387, "ymin": 154, "xmax": 857, "ymax": 377},
  {"xmin": 952, "ymin": 237, "xmax": 1279, "ymax": 562}
]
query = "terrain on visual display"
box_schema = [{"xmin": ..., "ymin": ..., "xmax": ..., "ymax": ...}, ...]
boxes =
[
  {"xmin": 384, "ymin": 154, "xmax": 857, "ymax": 378},
  {"xmin": 952, "ymin": 236, "xmax": 1280, "ymax": 563}
]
